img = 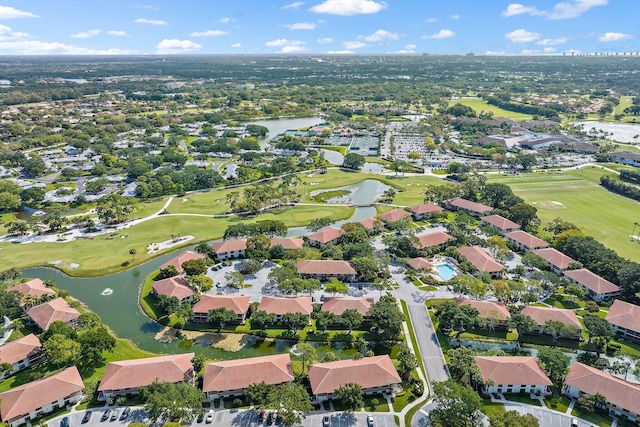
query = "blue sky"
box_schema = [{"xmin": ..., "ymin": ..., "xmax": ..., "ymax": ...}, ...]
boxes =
[{"xmin": 0, "ymin": 0, "xmax": 637, "ymax": 55}]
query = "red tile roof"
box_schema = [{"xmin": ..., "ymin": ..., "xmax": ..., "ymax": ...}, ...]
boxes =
[
  {"xmin": 358, "ymin": 218, "xmax": 378, "ymax": 230},
  {"xmin": 159, "ymin": 251, "xmax": 206, "ymax": 274},
  {"xmin": 152, "ymin": 276, "xmax": 195, "ymax": 301},
  {"xmin": 455, "ymin": 298, "xmax": 511, "ymax": 321},
  {"xmin": 456, "ymin": 246, "xmax": 504, "ymax": 273},
  {"xmin": 406, "ymin": 257, "xmax": 434, "ymax": 270},
  {"xmin": 297, "ymin": 260, "xmax": 356, "ymax": 276},
  {"xmin": 203, "ymin": 354, "xmax": 294, "ymax": 394},
  {"xmin": 98, "ymin": 353, "xmax": 194, "ymax": 392},
  {"xmin": 258, "ymin": 296, "xmax": 313, "ymax": 316},
  {"xmin": 481, "ymin": 215, "xmax": 521, "ymax": 232},
  {"xmin": 415, "ymin": 231, "xmax": 453, "ymax": 248},
  {"xmin": 606, "ymin": 300, "xmax": 640, "ymax": 334},
  {"xmin": 565, "ymin": 362, "xmax": 640, "ymax": 415},
  {"xmin": 0, "ymin": 366, "xmax": 84, "ymax": 423},
  {"xmin": 409, "ymin": 203, "xmax": 443, "ymax": 215},
  {"xmin": 0, "ymin": 334, "xmax": 41, "ymax": 365},
  {"xmin": 26, "ymin": 298, "xmax": 80, "ymax": 331},
  {"xmin": 270, "ymin": 237, "xmax": 304, "ymax": 250},
  {"xmin": 533, "ymin": 248, "xmax": 576, "ymax": 270},
  {"xmin": 475, "ymin": 356, "xmax": 552, "ymax": 387},
  {"xmin": 6, "ymin": 279, "xmax": 55, "ymax": 302},
  {"xmin": 309, "ymin": 355, "xmax": 401, "ymax": 395},
  {"xmin": 307, "ymin": 227, "xmax": 345, "ymax": 244},
  {"xmin": 449, "ymin": 197, "xmax": 492, "ymax": 214},
  {"xmin": 563, "ymin": 269, "xmax": 621, "ymax": 296},
  {"xmin": 321, "ymin": 297, "xmax": 374, "ymax": 316},
  {"xmin": 193, "ymin": 295, "xmax": 251, "ymax": 316},
  {"xmin": 520, "ymin": 306, "xmax": 582, "ymax": 330},
  {"xmin": 212, "ymin": 239, "xmax": 247, "ymax": 254},
  {"xmin": 377, "ymin": 209, "xmax": 410, "ymax": 223},
  {"xmin": 504, "ymin": 230, "xmax": 549, "ymax": 250}
]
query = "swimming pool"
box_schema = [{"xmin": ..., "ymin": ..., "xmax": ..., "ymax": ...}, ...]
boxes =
[{"xmin": 436, "ymin": 263, "xmax": 457, "ymax": 281}]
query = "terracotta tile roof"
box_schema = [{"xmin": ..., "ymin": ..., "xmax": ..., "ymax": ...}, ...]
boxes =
[
  {"xmin": 415, "ymin": 231, "xmax": 453, "ymax": 248},
  {"xmin": 0, "ymin": 366, "xmax": 84, "ymax": 423},
  {"xmin": 270, "ymin": 237, "xmax": 304, "ymax": 250},
  {"xmin": 449, "ymin": 197, "xmax": 493, "ymax": 214},
  {"xmin": 193, "ymin": 295, "xmax": 251, "ymax": 316},
  {"xmin": 481, "ymin": 215, "xmax": 521, "ymax": 232},
  {"xmin": 309, "ymin": 355, "xmax": 401, "ymax": 395},
  {"xmin": 606, "ymin": 300, "xmax": 640, "ymax": 333},
  {"xmin": 565, "ymin": 362, "xmax": 640, "ymax": 415},
  {"xmin": 152, "ymin": 276, "xmax": 195, "ymax": 301},
  {"xmin": 455, "ymin": 298, "xmax": 511, "ymax": 321},
  {"xmin": 457, "ymin": 246, "xmax": 504, "ymax": 273},
  {"xmin": 297, "ymin": 260, "xmax": 356, "ymax": 276},
  {"xmin": 26, "ymin": 298, "xmax": 80, "ymax": 331},
  {"xmin": 377, "ymin": 209, "xmax": 410, "ymax": 223},
  {"xmin": 406, "ymin": 257, "xmax": 434, "ymax": 270},
  {"xmin": 520, "ymin": 306, "xmax": 582, "ymax": 330},
  {"xmin": 563, "ymin": 269, "xmax": 621, "ymax": 296},
  {"xmin": 475, "ymin": 356, "xmax": 552, "ymax": 387},
  {"xmin": 504, "ymin": 230, "xmax": 549, "ymax": 250},
  {"xmin": 409, "ymin": 203, "xmax": 443, "ymax": 215},
  {"xmin": 6, "ymin": 279, "xmax": 55, "ymax": 302},
  {"xmin": 307, "ymin": 227, "xmax": 345, "ymax": 244},
  {"xmin": 159, "ymin": 251, "xmax": 206, "ymax": 274},
  {"xmin": 258, "ymin": 296, "xmax": 313, "ymax": 316},
  {"xmin": 97, "ymin": 353, "xmax": 194, "ymax": 392},
  {"xmin": 321, "ymin": 297, "xmax": 374, "ymax": 316},
  {"xmin": 358, "ymin": 218, "xmax": 378, "ymax": 230},
  {"xmin": 203, "ymin": 354, "xmax": 294, "ymax": 394},
  {"xmin": 0, "ymin": 334, "xmax": 41, "ymax": 365},
  {"xmin": 211, "ymin": 239, "xmax": 247, "ymax": 254},
  {"xmin": 532, "ymin": 248, "xmax": 576, "ymax": 270}
]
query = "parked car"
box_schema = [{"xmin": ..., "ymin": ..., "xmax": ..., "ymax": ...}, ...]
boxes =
[
  {"xmin": 266, "ymin": 412, "xmax": 274, "ymax": 425},
  {"xmin": 101, "ymin": 410, "xmax": 111, "ymax": 422},
  {"xmin": 81, "ymin": 411, "xmax": 91, "ymax": 424},
  {"xmin": 367, "ymin": 414, "xmax": 374, "ymax": 427},
  {"xmin": 196, "ymin": 412, "xmax": 204, "ymax": 423},
  {"xmin": 322, "ymin": 415, "xmax": 330, "ymax": 427},
  {"xmin": 571, "ymin": 419, "xmax": 578, "ymax": 427},
  {"xmin": 61, "ymin": 417, "xmax": 70, "ymax": 427},
  {"xmin": 110, "ymin": 409, "xmax": 119, "ymax": 421},
  {"xmin": 120, "ymin": 407, "xmax": 131, "ymax": 421},
  {"xmin": 205, "ymin": 410, "xmax": 214, "ymax": 424},
  {"xmin": 258, "ymin": 410, "xmax": 266, "ymax": 422}
]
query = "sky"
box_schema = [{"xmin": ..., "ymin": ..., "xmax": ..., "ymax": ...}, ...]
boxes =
[{"xmin": 0, "ymin": 0, "xmax": 637, "ymax": 55}]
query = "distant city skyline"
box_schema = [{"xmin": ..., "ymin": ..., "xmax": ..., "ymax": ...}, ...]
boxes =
[{"xmin": 0, "ymin": 0, "xmax": 637, "ymax": 55}]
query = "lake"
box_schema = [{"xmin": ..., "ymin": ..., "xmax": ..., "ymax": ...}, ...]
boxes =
[{"xmin": 576, "ymin": 121, "xmax": 640, "ymax": 143}]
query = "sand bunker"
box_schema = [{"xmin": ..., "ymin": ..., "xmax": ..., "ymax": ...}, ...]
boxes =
[
  {"xmin": 154, "ymin": 327, "xmax": 253, "ymax": 351},
  {"xmin": 534, "ymin": 200, "xmax": 566, "ymax": 209}
]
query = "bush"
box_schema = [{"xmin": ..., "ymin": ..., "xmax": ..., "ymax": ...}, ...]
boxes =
[
  {"xmin": 371, "ymin": 398, "xmax": 379, "ymax": 406},
  {"xmin": 233, "ymin": 398, "xmax": 243, "ymax": 408}
]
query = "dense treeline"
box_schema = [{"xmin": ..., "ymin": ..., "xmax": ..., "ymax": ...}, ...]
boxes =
[
  {"xmin": 620, "ymin": 170, "xmax": 640, "ymax": 184},
  {"xmin": 485, "ymin": 96, "xmax": 560, "ymax": 120},
  {"xmin": 135, "ymin": 166, "xmax": 224, "ymax": 199},
  {"xmin": 600, "ymin": 176, "xmax": 640, "ymax": 202}
]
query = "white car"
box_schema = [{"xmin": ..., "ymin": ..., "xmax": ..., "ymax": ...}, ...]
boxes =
[
  {"xmin": 205, "ymin": 410, "xmax": 214, "ymax": 424},
  {"xmin": 367, "ymin": 414, "xmax": 374, "ymax": 427}
]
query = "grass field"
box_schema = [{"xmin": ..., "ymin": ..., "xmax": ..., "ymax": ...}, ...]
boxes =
[
  {"xmin": 448, "ymin": 97, "xmax": 534, "ymax": 121},
  {"xmin": 487, "ymin": 167, "xmax": 640, "ymax": 260}
]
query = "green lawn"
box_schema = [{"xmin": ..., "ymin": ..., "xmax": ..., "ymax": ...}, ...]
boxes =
[
  {"xmin": 482, "ymin": 399, "xmax": 506, "ymax": 417},
  {"xmin": 487, "ymin": 167, "xmax": 640, "ymax": 261},
  {"xmin": 448, "ymin": 98, "xmax": 534, "ymax": 121},
  {"xmin": 504, "ymin": 393, "xmax": 542, "ymax": 407}
]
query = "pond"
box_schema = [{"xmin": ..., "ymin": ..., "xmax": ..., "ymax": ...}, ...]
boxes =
[
  {"xmin": 576, "ymin": 121, "xmax": 640, "ymax": 143},
  {"xmin": 244, "ymin": 117, "xmax": 325, "ymax": 149}
]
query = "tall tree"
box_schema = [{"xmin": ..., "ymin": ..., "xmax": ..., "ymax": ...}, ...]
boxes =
[
  {"xmin": 489, "ymin": 410, "xmax": 540, "ymax": 427},
  {"xmin": 430, "ymin": 379, "xmax": 482, "ymax": 427},
  {"xmin": 583, "ymin": 315, "xmax": 614, "ymax": 348},
  {"xmin": 334, "ymin": 383, "xmax": 364, "ymax": 412},
  {"xmin": 508, "ymin": 313, "xmax": 538, "ymax": 343},
  {"xmin": 141, "ymin": 381, "xmax": 203, "ymax": 424},
  {"xmin": 397, "ymin": 344, "xmax": 419, "ymax": 381},
  {"xmin": 208, "ymin": 307, "xmax": 237, "ymax": 332},
  {"xmin": 537, "ymin": 348, "xmax": 570, "ymax": 386},
  {"xmin": 340, "ymin": 308, "xmax": 363, "ymax": 334},
  {"xmin": 43, "ymin": 334, "xmax": 81, "ymax": 368}
]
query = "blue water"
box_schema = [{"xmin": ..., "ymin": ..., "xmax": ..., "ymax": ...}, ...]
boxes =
[{"xmin": 436, "ymin": 263, "xmax": 456, "ymax": 281}]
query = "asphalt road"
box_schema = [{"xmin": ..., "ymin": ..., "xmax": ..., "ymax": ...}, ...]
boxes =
[{"xmin": 405, "ymin": 303, "xmax": 450, "ymax": 384}]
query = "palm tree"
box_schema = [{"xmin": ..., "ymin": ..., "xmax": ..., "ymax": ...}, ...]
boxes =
[
  {"xmin": 21, "ymin": 294, "xmax": 38, "ymax": 309},
  {"xmin": 129, "ymin": 248, "xmax": 137, "ymax": 261}
]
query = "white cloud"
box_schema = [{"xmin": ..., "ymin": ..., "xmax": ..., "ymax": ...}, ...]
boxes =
[
  {"xmin": 218, "ymin": 17, "xmax": 236, "ymax": 23},
  {"xmin": 128, "ymin": 4, "xmax": 160, "ymax": 11},
  {"xmin": 265, "ymin": 38, "xmax": 307, "ymax": 53},
  {"xmin": 282, "ymin": 1, "xmax": 304, "ymax": 9},
  {"xmin": 190, "ymin": 30, "xmax": 227, "ymax": 37},
  {"xmin": 392, "ymin": 44, "xmax": 416, "ymax": 53},
  {"xmin": 544, "ymin": 47, "xmax": 557, "ymax": 53},
  {"xmin": 362, "ymin": 29, "xmax": 399, "ymax": 42},
  {"xmin": 69, "ymin": 29, "xmax": 101, "ymax": 39},
  {"xmin": 505, "ymin": 28, "xmax": 540, "ymax": 43},
  {"xmin": 425, "ymin": 18, "xmax": 437, "ymax": 23},
  {"xmin": 502, "ymin": 0, "xmax": 608, "ymax": 20},
  {"xmin": 107, "ymin": 30, "xmax": 128, "ymax": 37},
  {"xmin": 317, "ymin": 37, "xmax": 332, "ymax": 44},
  {"xmin": 485, "ymin": 50, "xmax": 506, "ymax": 55},
  {"xmin": 310, "ymin": 0, "xmax": 387, "ymax": 16},
  {"xmin": 0, "ymin": 40, "xmax": 136, "ymax": 55},
  {"xmin": 537, "ymin": 37, "xmax": 567, "ymax": 46},
  {"xmin": 422, "ymin": 29, "xmax": 455, "ymax": 40},
  {"xmin": 231, "ymin": 43, "xmax": 241, "ymax": 48},
  {"xmin": 450, "ymin": 14, "xmax": 460, "ymax": 19},
  {"xmin": 134, "ymin": 18, "xmax": 167, "ymax": 25},
  {"xmin": 327, "ymin": 50, "xmax": 354, "ymax": 54},
  {"xmin": 155, "ymin": 39, "xmax": 202, "ymax": 54},
  {"xmin": 343, "ymin": 40, "xmax": 367, "ymax": 49},
  {"xmin": 0, "ymin": 6, "xmax": 38, "ymax": 19},
  {"xmin": 0, "ymin": 25, "xmax": 30, "ymax": 41},
  {"xmin": 598, "ymin": 32, "xmax": 634, "ymax": 42},
  {"xmin": 285, "ymin": 22, "xmax": 317, "ymax": 30}
]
